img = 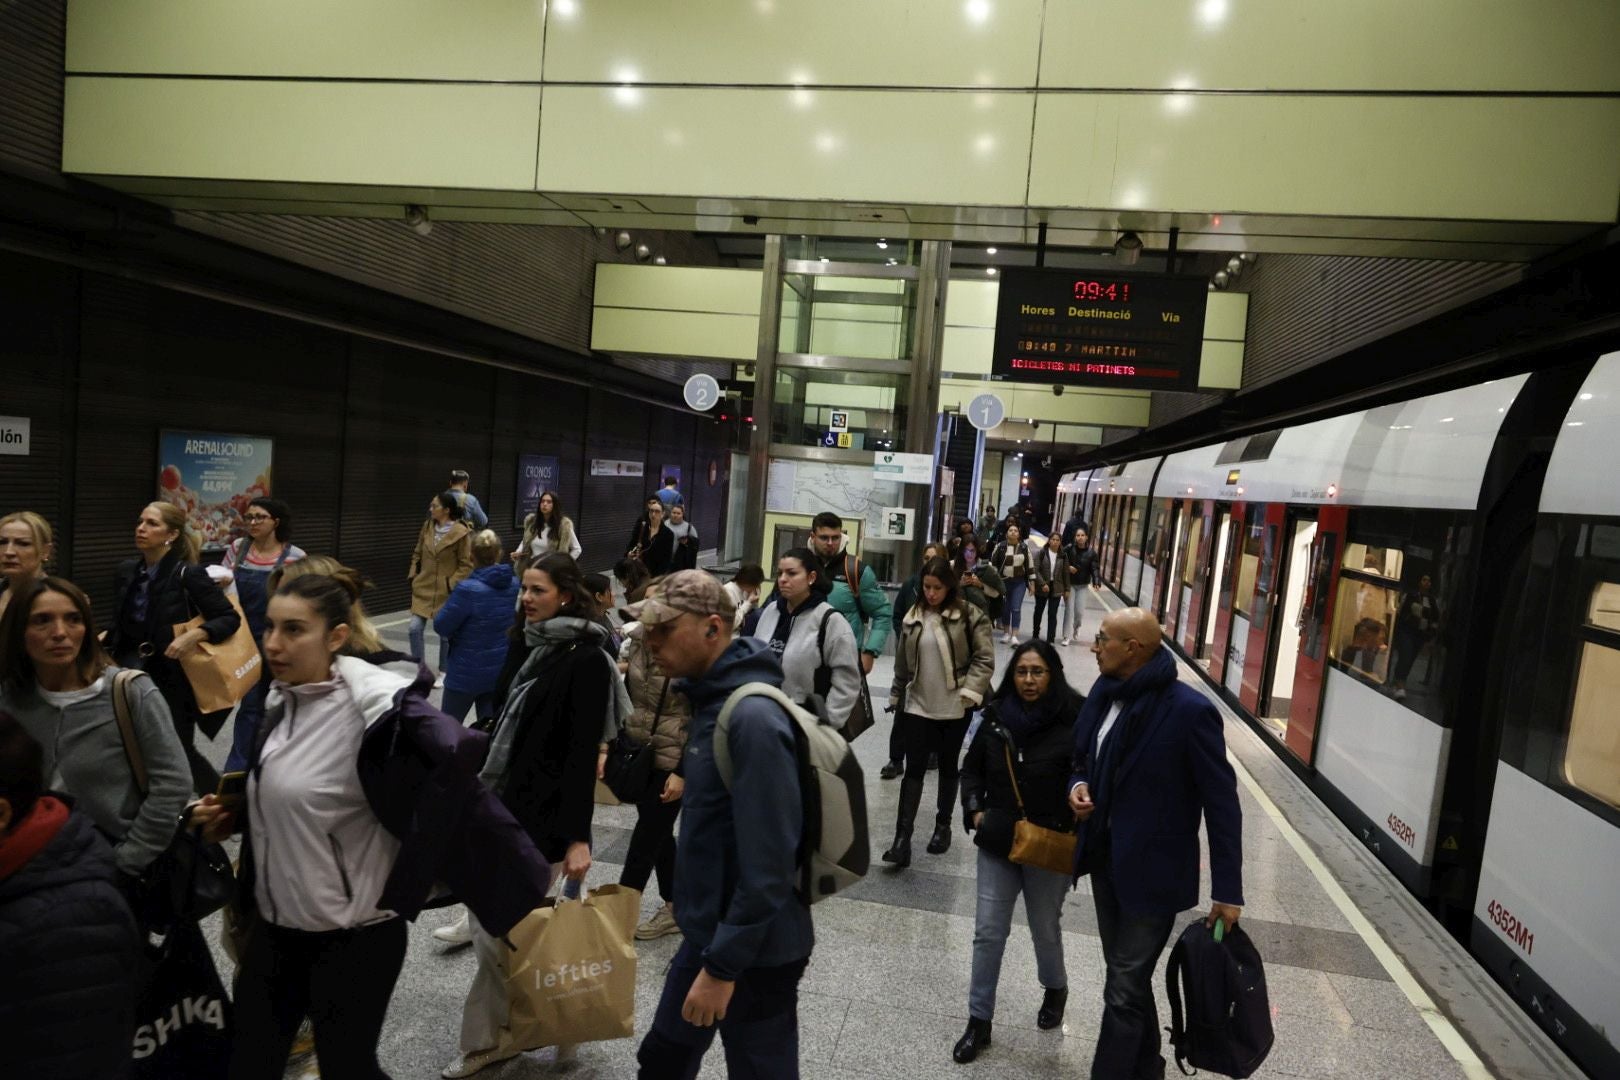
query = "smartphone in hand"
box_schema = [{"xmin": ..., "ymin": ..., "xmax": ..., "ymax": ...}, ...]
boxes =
[{"xmin": 214, "ymin": 770, "xmax": 248, "ymax": 812}]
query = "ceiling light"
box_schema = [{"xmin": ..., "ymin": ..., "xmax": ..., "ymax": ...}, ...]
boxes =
[
  {"xmin": 1580, "ymin": 393, "xmax": 1595, "ymax": 400},
  {"xmin": 876, "ymin": 239, "xmax": 888, "ymax": 249},
  {"xmin": 819, "ymin": 256, "xmax": 829, "ymax": 264},
  {"xmin": 986, "ymin": 246, "xmax": 997, "ymax": 255},
  {"xmin": 1568, "ymin": 421, "xmax": 1585, "ymax": 427},
  {"xmin": 1211, "ymin": 270, "xmax": 1229, "ymax": 289},
  {"xmin": 965, "ymin": 0, "xmax": 992, "ymax": 25},
  {"xmin": 553, "ymin": 0, "xmax": 579, "ymax": 15},
  {"xmin": 614, "ymin": 230, "xmax": 632, "ymax": 251},
  {"xmin": 1225, "ymin": 256, "xmax": 1244, "ymax": 277},
  {"xmin": 653, "ymin": 255, "xmax": 667, "ymax": 265},
  {"xmin": 635, "ymin": 243, "xmax": 652, "ymax": 261},
  {"xmin": 1114, "ymin": 232, "xmax": 1143, "ymax": 265},
  {"xmin": 885, "ymin": 258, "xmax": 898, "ymax": 266},
  {"xmin": 986, "ymin": 267, "xmax": 997, "ymax": 276},
  {"xmin": 1439, "ymin": 417, "xmax": 1455, "ymax": 423}
]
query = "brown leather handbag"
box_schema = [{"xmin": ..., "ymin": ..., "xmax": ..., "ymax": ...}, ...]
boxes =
[{"xmin": 1004, "ymin": 742, "xmax": 1077, "ymax": 876}]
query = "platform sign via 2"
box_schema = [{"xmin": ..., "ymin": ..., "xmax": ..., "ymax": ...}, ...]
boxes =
[{"xmin": 990, "ymin": 268, "xmax": 1209, "ymax": 391}]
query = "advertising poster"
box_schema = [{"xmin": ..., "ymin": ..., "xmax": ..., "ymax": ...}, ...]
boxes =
[
  {"xmin": 660, "ymin": 465, "xmax": 682, "ymax": 489},
  {"xmin": 515, "ymin": 454, "xmax": 561, "ymax": 529},
  {"xmin": 157, "ymin": 430, "xmax": 273, "ymax": 550}
]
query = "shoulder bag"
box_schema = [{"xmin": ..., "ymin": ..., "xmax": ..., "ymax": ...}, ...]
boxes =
[
  {"xmin": 110, "ymin": 670, "xmax": 235, "ymax": 931},
  {"xmin": 602, "ymin": 679, "xmax": 662, "ymax": 803},
  {"xmin": 1003, "ymin": 739, "xmax": 1077, "ymax": 876},
  {"xmin": 814, "ymin": 610, "xmax": 874, "ymax": 742}
]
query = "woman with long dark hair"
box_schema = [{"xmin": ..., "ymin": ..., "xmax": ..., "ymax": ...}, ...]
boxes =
[
  {"xmin": 952, "ymin": 637, "xmax": 1082, "ymax": 1062},
  {"xmin": 625, "ymin": 496, "xmax": 675, "ymax": 577},
  {"xmin": 0, "ymin": 577, "xmax": 190, "ymax": 887},
  {"xmin": 1061, "ymin": 527, "xmax": 1098, "ymax": 646},
  {"xmin": 106, "ymin": 500, "xmax": 240, "ymax": 794},
  {"xmin": 513, "ymin": 490, "xmax": 581, "ymax": 572},
  {"xmin": 408, "ymin": 491, "xmax": 474, "ymax": 680},
  {"xmin": 445, "ymin": 553, "xmax": 624, "ymax": 1078},
  {"xmin": 751, "ymin": 548, "xmax": 861, "ymax": 728},
  {"xmin": 884, "ymin": 557, "xmax": 994, "ymax": 867}
]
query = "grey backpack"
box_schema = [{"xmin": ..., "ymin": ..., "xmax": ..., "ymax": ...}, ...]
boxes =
[{"xmin": 715, "ymin": 682, "xmax": 870, "ymax": 903}]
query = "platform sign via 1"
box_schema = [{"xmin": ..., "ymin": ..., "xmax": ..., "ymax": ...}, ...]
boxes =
[
  {"xmin": 989, "ymin": 268, "xmax": 1209, "ymax": 391},
  {"xmin": 966, "ymin": 393, "xmax": 1005, "ymax": 432}
]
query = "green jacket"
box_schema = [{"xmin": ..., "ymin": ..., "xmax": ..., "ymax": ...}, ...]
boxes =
[{"xmin": 821, "ymin": 551, "xmax": 893, "ymax": 656}]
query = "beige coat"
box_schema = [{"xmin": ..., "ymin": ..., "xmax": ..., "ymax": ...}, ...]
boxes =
[
  {"xmin": 408, "ymin": 519, "xmax": 474, "ymax": 617},
  {"xmin": 889, "ymin": 600, "xmax": 995, "ymax": 711},
  {"xmin": 619, "ymin": 633, "xmax": 692, "ymax": 773}
]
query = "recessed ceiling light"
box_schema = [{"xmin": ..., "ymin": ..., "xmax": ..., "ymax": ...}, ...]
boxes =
[
  {"xmin": 986, "ymin": 267, "xmax": 997, "ymax": 276},
  {"xmin": 876, "ymin": 239, "xmax": 888, "ymax": 250},
  {"xmin": 1439, "ymin": 417, "xmax": 1455, "ymax": 423},
  {"xmin": 986, "ymin": 247, "xmax": 997, "ymax": 255},
  {"xmin": 1580, "ymin": 393, "xmax": 1595, "ymax": 401}
]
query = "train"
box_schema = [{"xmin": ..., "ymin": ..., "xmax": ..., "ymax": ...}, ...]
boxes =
[{"xmin": 1054, "ymin": 349, "xmax": 1619, "ymax": 1079}]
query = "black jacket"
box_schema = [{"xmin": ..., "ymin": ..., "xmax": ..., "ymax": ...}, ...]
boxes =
[
  {"xmin": 627, "ymin": 521, "xmax": 675, "ymax": 576},
  {"xmin": 0, "ymin": 801, "xmax": 141, "ymax": 1079},
  {"xmin": 107, "ymin": 551, "xmax": 241, "ymax": 735},
  {"xmin": 960, "ymin": 700, "xmax": 1080, "ymax": 858},
  {"xmin": 500, "ymin": 640, "xmax": 614, "ymax": 862},
  {"xmin": 1065, "ymin": 544, "xmax": 1099, "ymax": 588}
]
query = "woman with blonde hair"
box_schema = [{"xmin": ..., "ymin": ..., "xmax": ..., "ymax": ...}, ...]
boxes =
[
  {"xmin": 105, "ymin": 501, "xmax": 239, "ymax": 795},
  {"xmin": 0, "ymin": 511, "xmax": 54, "ymax": 621}
]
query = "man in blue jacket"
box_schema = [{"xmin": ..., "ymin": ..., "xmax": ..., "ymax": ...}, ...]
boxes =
[
  {"xmin": 631, "ymin": 571, "xmax": 814, "ymax": 1079},
  {"xmin": 1068, "ymin": 608, "xmax": 1243, "ymax": 1080}
]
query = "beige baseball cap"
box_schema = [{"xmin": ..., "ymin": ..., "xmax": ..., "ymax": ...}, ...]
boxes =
[{"xmin": 626, "ymin": 570, "xmax": 736, "ymax": 626}]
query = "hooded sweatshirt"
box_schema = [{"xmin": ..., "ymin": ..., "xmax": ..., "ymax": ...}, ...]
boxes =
[
  {"xmin": 434, "ymin": 562, "xmax": 520, "ymax": 696},
  {"xmin": 674, "ymin": 638, "xmax": 814, "ymax": 980}
]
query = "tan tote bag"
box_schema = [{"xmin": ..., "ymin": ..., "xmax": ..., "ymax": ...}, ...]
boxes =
[
  {"xmin": 173, "ymin": 590, "xmax": 262, "ymax": 714},
  {"xmin": 494, "ymin": 884, "xmax": 640, "ymax": 1053}
]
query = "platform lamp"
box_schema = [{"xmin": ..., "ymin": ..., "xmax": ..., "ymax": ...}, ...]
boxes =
[{"xmin": 1114, "ymin": 231, "xmax": 1143, "ymax": 265}]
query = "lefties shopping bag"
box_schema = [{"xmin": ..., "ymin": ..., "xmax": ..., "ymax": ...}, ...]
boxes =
[
  {"xmin": 493, "ymin": 884, "xmax": 640, "ymax": 1054},
  {"xmin": 132, "ymin": 920, "xmax": 234, "ymax": 1079},
  {"xmin": 173, "ymin": 590, "xmax": 263, "ymax": 714}
]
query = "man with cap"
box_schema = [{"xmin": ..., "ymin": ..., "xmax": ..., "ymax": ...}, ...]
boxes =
[{"xmin": 631, "ymin": 570, "xmax": 815, "ymax": 1079}]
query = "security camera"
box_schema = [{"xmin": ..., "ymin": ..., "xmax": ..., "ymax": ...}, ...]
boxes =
[
  {"xmin": 1052, "ymin": 384, "xmax": 1065, "ymax": 396},
  {"xmin": 1042, "ymin": 455, "xmax": 1053, "ymax": 469},
  {"xmin": 404, "ymin": 205, "xmax": 432, "ymax": 237}
]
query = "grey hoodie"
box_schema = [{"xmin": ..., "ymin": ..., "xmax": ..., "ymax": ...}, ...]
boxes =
[
  {"xmin": 1, "ymin": 668, "xmax": 191, "ymax": 874},
  {"xmin": 674, "ymin": 637, "xmax": 814, "ymax": 980}
]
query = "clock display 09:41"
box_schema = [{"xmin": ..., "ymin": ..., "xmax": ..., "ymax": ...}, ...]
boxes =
[{"xmin": 1073, "ymin": 280, "xmax": 1131, "ymax": 303}]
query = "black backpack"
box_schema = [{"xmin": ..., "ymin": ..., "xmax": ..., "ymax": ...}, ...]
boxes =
[{"xmin": 1164, "ymin": 919, "xmax": 1274, "ymax": 1078}]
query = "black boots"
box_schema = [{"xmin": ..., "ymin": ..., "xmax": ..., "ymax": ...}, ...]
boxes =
[
  {"xmin": 953, "ymin": 1018, "xmax": 992, "ymax": 1063},
  {"xmin": 885, "ymin": 776, "xmax": 924, "ymax": 868},
  {"xmin": 879, "ymin": 760, "xmax": 903, "ymax": 780},
  {"xmin": 1037, "ymin": 986, "xmax": 1068, "ymax": 1030},
  {"xmin": 881, "ymin": 819, "xmax": 913, "ymax": 868},
  {"xmin": 926, "ymin": 818, "xmax": 952, "ymax": 855}
]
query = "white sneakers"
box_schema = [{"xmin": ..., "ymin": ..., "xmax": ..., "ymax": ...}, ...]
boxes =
[
  {"xmin": 636, "ymin": 905, "xmax": 681, "ymax": 941},
  {"xmin": 1059, "ymin": 638, "xmax": 1072, "ymax": 647},
  {"xmin": 432, "ymin": 911, "xmax": 472, "ymax": 947},
  {"xmin": 441, "ymin": 1047, "xmax": 512, "ymax": 1079}
]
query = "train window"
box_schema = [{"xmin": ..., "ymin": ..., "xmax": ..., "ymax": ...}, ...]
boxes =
[
  {"xmin": 1182, "ymin": 514, "xmax": 1204, "ymax": 587},
  {"xmin": 1564, "ymin": 580, "xmax": 1620, "ymax": 810},
  {"xmin": 1330, "ymin": 578, "xmax": 1396, "ymax": 683},
  {"xmin": 1232, "ymin": 521, "xmax": 1264, "ymax": 618},
  {"xmin": 1343, "ymin": 542, "xmax": 1405, "ymax": 582},
  {"xmin": 1301, "ymin": 532, "xmax": 1337, "ymax": 661}
]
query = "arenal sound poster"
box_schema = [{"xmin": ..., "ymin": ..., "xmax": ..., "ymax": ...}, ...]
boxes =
[{"xmin": 157, "ymin": 429, "xmax": 274, "ymax": 550}]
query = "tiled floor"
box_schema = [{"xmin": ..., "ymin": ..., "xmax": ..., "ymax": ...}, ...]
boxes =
[{"xmin": 195, "ymin": 588, "xmax": 1500, "ymax": 1079}]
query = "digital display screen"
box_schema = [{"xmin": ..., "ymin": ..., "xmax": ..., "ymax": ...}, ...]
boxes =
[{"xmin": 990, "ymin": 268, "xmax": 1210, "ymax": 391}]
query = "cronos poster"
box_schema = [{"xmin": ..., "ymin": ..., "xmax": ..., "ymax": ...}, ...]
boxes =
[{"xmin": 157, "ymin": 430, "xmax": 274, "ymax": 550}]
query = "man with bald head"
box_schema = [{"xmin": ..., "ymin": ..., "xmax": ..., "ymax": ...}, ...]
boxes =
[{"xmin": 1068, "ymin": 608, "xmax": 1244, "ymax": 1079}]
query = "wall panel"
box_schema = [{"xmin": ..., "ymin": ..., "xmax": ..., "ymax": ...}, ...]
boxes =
[{"xmin": 578, "ymin": 389, "xmax": 653, "ymax": 573}]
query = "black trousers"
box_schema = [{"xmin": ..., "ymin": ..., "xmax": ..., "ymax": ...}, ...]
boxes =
[
  {"xmin": 1032, "ymin": 589, "xmax": 1060, "ymax": 641},
  {"xmin": 899, "ymin": 711, "xmax": 972, "ymax": 827},
  {"xmin": 1090, "ymin": 867, "xmax": 1176, "ymax": 1080},
  {"xmin": 620, "ymin": 769, "xmax": 681, "ymax": 903},
  {"xmin": 230, "ymin": 917, "xmax": 407, "ymax": 1080}
]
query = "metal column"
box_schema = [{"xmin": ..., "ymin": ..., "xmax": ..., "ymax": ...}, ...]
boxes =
[
  {"xmin": 897, "ymin": 239, "xmax": 951, "ymax": 582},
  {"xmin": 742, "ymin": 235, "xmax": 784, "ymax": 565}
]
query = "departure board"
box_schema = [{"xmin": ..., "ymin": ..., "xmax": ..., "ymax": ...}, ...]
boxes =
[{"xmin": 990, "ymin": 269, "xmax": 1209, "ymax": 391}]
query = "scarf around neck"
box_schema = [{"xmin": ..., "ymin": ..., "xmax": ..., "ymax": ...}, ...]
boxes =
[{"xmin": 993, "ymin": 689, "xmax": 1072, "ymax": 742}]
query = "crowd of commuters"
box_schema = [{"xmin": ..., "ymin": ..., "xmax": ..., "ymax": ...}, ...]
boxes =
[{"xmin": 0, "ymin": 478, "xmax": 1252, "ymax": 1080}]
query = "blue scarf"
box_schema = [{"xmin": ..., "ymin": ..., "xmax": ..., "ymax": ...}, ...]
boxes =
[
  {"xmin": 1079, "ymin": 646, "xmax": 1179, "ymax": 809},
  {"xmin": 993, "ymin": 689, "xmax": 1072, "ymax": 743}
]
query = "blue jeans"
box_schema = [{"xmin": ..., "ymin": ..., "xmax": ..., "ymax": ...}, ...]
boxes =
[
  {"xmin": 407, "ymin": 614, "xmax": 449, "ymax": 672},
  {"xmin": 439, "ymin": 688, "xmax": 495, "ymax": 726},
  {"xmin": 1005, "ymin": 578, "xmax": 1028, "ymax": 632},
  {"xmin": 224, "ymin": 676, "xmax": 270, "ymax": 773},
  {"xmin": 637, "ymin": 940, "xmax": 807, "ymax": 1079},
  {"xmin": 1091, "ymin": 866, "xmax": 1176, "ymax": 1079},
  {"xmin": 969, "ymin": 846, "xmax": 1069, "ymax": 1021}
]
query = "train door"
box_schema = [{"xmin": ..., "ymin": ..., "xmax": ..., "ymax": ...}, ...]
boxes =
[
  {"xmin": 1207, "ymin": 504, "xmax": 1243, "ymax": 683},
  {"xmin": 1179, "ymin": 502, "xmax": 1212, "ymax": 655},
  {"xmin": 1198, "ymin": 504, "xmax": 1234, "ymax": 669},
  {"xmin": 1277, "ymin": 506, "xmax": 1347, "ymax": 763},
  {"xmin": 1239, "ymin": 504, "xmax": 1287, "ymax": 712},
  {"xmin": 1160, "ymin": 501, "xmax": 1188, "ymax": 627}
]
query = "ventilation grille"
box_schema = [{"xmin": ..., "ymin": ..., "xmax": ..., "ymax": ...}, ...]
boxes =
[
  {"xmin": 1239, "ymin": 255, "xmax": 1522, "ymax": 391},
  {"xmin": 0, "ymin": 0, "xmax": 65, "ymax": 175}
]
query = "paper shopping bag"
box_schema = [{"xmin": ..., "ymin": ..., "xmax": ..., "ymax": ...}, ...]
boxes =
[
  {"xmin": 173, "ymin": 592, "xmax": 262, "ymax": 714},
  {"xmin": 495, "ymin": 884, "xmax": 641, "ymax": 1053}
]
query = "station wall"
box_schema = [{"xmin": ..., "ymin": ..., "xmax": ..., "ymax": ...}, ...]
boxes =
[{"xmin": 0, "ymin": 249, "xmax": 729, "ymax": 621}]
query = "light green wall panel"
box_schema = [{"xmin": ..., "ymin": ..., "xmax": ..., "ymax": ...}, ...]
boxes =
[
  {"xmin": 1203, "ymin": 292, "xmax": 1248, "ymax": 341},
  {"xmin": 809, "ymin": 302, "xmax": 901, "ymax": 326},
  {"xmin": 1042, "ymin": 1, "xmax": 1620, "ymax": 92},
  {"xmin": 943, "ymin": 326, "xmax": 996, "ymax": 373},
  {"xmin": 1029, "ymin": 93, "xmax": 1620, "ymax": 223},
  {"xmin": 815, "ymin": 276, "xmax": 904, "ymax": 295},
  {"xmin": 946, "ymin": 279, "xmax": 1000, "ymax": 327},
  {"xmin": 808, "ymin": 320, "xmax": 903, "ymax": 360},
  {"xmin": 1198, "ymin": 340, "xmax": 1244, "ymax": 390},
  {"xmin": 63, "ymin": 78, "xmax": 541, "ymax": 188},
  {"xmin": 535, "ymin": 86, "xmax": 1034, "ymax": 205},
  {"xmin": 590, "ymin": 308, "xmax": 757, "ymax": 361},
  {"xmin": 941, "ymin": 380, "xmax": 1151, "ymax": 427},
  {"xmin": 543, "ymin": 0, "xmax": 1043, "ymax": 87},
  {"xmin": 66, "ymin": 0, "xmax": 545, "ymax": 81},
  {"xmin": 594, "ymin": 264, "xmax": 762, "ymax": 315},
  {"xmin": 804, "ymin": 384, "xmax": 896, "ymax": 409}
]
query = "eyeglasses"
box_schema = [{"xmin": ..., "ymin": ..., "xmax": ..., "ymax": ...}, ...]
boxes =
[
  {"xmin": 1094, "ymin": 631, "xmax": 1111, "ymax": 646},
  {"xmin": 243, "ymin": 514, "xmax": 272, "ymax": 522},
  {"xmin": 1013, "ymin": 666, "xmax": 1049, "ymax": 679}
]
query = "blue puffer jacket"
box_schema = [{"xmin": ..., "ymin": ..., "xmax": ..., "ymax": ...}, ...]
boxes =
[{"xmin": 435, "ymin": 564, "xmax": 520, "ymax": 696}]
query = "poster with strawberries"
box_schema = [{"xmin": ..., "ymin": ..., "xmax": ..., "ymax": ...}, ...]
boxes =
[{"xmin": 157, "ymin": 430, "xmax": 274, "ymax": 551}]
